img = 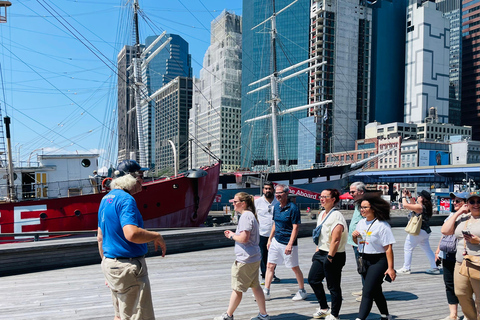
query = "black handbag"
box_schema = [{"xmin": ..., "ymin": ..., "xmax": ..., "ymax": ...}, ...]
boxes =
[{"xmin": 357, "ymin": 219, "xmax": 377, "ymax": 275}]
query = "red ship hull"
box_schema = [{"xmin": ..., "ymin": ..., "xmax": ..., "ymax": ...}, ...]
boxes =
[{"xmin": 0, "ymin": 163, "xmax": 220, "ymax": 241}]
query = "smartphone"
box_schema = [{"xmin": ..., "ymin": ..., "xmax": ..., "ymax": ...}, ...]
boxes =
[
  {"xmin": 384, "ymin": 273, "xmax": 393, "ymax": 283},
  {"xmin": 436, "ymin": 258, "xmax": 442, "ymax": 267},
  {"xmin": 462, "ymin": 230, "xmax": 472, "ymax": 236}
]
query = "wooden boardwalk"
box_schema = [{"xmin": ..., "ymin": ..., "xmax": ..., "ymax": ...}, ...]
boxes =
[{"xmin": 0, "ymin": 226, "xmax": 457, "ymax": 320}]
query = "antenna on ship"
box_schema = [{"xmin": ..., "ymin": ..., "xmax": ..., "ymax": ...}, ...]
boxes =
[{"xmin": 246, "ymin": 0, "xmax": 332, "ymax": 172}]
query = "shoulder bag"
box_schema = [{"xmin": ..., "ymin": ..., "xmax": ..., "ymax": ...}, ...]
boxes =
[
  {"xmin": 312, "ymin": 208, "xmax": 335, "ymax": 245},
  {"xmin": 405, "ymin": 212, "xmax": 422, "ymax": 236},
  {"xmin": 357, "ymin": 219, "xmax": 377, "ymax": 275},
  {"xmin": 439, "ymin": 234, "xmax": 457, "ymax": 253},
  {"xmin": 459, "ymin": 219, "xmax": 480, "ymax": 280}
]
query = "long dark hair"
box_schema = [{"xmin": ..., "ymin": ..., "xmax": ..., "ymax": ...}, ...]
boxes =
[
  {"xmin": 323, "ymin": 188, "xmax": 340, "ymax": 204},
  {"xmin": 361, "ymin": 193, "xmax": 391, "ymax": 221},
  {"xmin": 236, "ymin": 192, "xmax": 257, "ymax": 221},
  {"xmin": 421, "ymin": 196, "xmax": 433, "ymax": 218}
]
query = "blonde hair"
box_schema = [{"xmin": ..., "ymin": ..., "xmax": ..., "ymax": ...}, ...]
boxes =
[
  {"xmin": 236, "ymin": 192, "xmax": 258, "ymax": 221},
  {"xmin": 111, "ymin": 174, "xmax": 137, "ymax": 192}
]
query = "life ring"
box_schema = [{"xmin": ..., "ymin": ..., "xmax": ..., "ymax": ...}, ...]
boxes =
[{"xmin": 102, "ymin": 178, "xmax": 113, "ymax": 190}]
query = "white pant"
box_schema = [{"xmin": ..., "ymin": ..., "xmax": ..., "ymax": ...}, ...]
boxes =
[{"xmin": 402, "ymin": 229, "xmax": 437, "ymax": 270}]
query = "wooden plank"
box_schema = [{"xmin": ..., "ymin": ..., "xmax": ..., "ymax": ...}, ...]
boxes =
[{"xmin": 0, "ymin": 226, "xmax": 460, "ymax": 320}]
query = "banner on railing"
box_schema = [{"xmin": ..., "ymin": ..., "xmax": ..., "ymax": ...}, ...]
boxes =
[{"xmin": 273, "ymin": 183, "xmax": 321, "ymax": 201}]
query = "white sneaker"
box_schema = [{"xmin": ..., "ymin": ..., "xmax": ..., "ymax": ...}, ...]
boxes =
[
  {"xmin": 263, "ymin": 288, "xmax": 271, "ymax": 301},
  {"xmin": 380, "ymin": 315, "xmax": 393, "ymax": 320},
  {"xmin": 313, "ymin": 307, "xmax": 330, "ymax": 319},
  {"xmin": 352, "ymin": 290, "xmax": 362, "ymax": 296},
  {"xmin": 260, "ymin": 278, "xmax": 265, "ymax": 285},
  {"xmin": 426, "ymin": 268, "xmax": 440, "ymax": 275},
  {"xmin": 325, "ymin": 315, "xmax": 340, "ymax": 320},
  {"xmin": 292, "ymin": 289, "xmax": 307, "ymax": 301},
  {"xmin": 396, "ymin": 267, "xmax": 411, "ymax": 275}
]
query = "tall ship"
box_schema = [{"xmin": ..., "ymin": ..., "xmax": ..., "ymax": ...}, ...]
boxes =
[{"xmin": 0, "ymin": 1, "xmax": 221, "ymax": 242}]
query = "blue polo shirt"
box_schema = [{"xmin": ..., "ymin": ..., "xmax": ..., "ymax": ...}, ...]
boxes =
[
  {"xmin": 98, "ymin": 189, "xmax": 148, "ymax": 258},
  {"xmin": 273, "ymin": 201, "xmax": 301, "ymax": 246}
]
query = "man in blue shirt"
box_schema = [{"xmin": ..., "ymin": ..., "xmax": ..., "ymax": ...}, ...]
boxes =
[
  {"xmin": 97, "ymin": 160, "xmax": 166, "ymax": 320},
  {"xmin": 264, "ymin": 184, "xmax": 307, "ymax": 301}
]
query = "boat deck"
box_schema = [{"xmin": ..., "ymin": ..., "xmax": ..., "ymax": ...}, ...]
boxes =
[{"xmin": 0, "ymin": 226, "xmax": 460, "ymax": 320}]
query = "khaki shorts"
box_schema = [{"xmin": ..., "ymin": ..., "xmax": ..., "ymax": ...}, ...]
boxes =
[
  {"xmin": 231, "ymin": 260, "xmax": 261, "ymax": 292},
  {"xmin": 102, "ymin": 256, "xmax": 155, "ymax": 320}
]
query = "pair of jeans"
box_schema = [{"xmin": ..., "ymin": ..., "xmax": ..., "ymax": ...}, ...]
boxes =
[
  {"xmin": 357, "ymin": 253, "xmax": 389, "ymax": 320},
  {"xmin": 402, "ymin": 229, "xmax": 436, "ymax": 270},
  {"xmin": 308, "ymin": 250, "xmax": 346, "ymax": 317}
]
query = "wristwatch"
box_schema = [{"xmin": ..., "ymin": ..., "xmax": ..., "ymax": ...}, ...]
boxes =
[
  {"xmin": 327, "ymin": 255, "xmax": 334, "ymax": 260},
  {"xmin": 230, "ymin": 235, "xmax": 234, "ymax": 240}
]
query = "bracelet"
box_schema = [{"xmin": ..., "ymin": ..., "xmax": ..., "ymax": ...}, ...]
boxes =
[{"xmin": 230, "ymin": 235, "xmax": 234, "ymax": 240}]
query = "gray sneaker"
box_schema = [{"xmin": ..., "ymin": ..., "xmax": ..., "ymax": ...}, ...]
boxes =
[
  {"xmin": 250, "ymin": 313, "xmax": 270, "ymax": 320},
  {"xmin": 214, "ymin": 312, "xmax": 233, "ymax": 320}
]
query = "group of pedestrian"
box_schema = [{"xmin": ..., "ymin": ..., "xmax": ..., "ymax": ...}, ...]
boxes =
[{"xmin": 216, "ymin": 182, "xmax": 398, "ymax": 320}]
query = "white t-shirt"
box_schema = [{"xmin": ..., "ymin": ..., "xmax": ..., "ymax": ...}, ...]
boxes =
[
  {"xmin": 255, "ymin": 196, "xmax": 279, "ymax": 237},
  {"xmin": 355, "ymin": 219, "xmax": 396, "ymax": 254},
  {"xmin": 316, "ymin": 209, "xmax": 348, "ymax": 253},
  {"xmin": 235, "ymin": 210, "xmax": 261, "ymax": 264}
]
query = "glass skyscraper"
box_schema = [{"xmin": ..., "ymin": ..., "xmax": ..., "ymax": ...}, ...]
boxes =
[{"xmin": 241, "ymin": 0, "xmax": 310, "ymax": 170}]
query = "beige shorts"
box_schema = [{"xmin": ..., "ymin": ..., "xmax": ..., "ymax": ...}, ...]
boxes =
[
  {"xmin": 231, "ymin": 260, "xmax": 261, "ymax": 292},
  {"xmin": 101, "ymin": 256, "xmax": 155, "ymax": 320}
]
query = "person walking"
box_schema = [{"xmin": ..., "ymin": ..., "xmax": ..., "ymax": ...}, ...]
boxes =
[
  {"xmin": 264, "ymin": 184, "xmax": 307, "ymax": 301},
  {"xmin": 441, "ymin": 191, "xmax": 480, "ymax": 320},
  {"xmin": 308, "ymin": 189, "xmax": 348, "ymax": 320},
  {"xmin": 97, "ymin": 160, "xmax": 166, "ymax": 320},
  {"xmin": 352, "ymin": 193, "xmax": 396, "ymax": 320},
  {"xmin": 435, "ymin": 192, "xmax": 468, "ymax": 320},
  {"xmin": 397, "ymin": 189, "xmax": 439, "ymax": 275},
  {"xmin": 255, "ymin": 181, "xmax": 280, "ymax": 285},
  {"xmin": 348, "ymin": 182, "xmax": 366, "ymax": 301},
  {"xmin": 215, "ymin": 192, "xmax": 270, "ymax": 320}
]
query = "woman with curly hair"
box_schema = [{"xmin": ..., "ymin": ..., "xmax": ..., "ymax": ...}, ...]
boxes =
[{"xmin": 352, "ymin": 193, "xmax": 396, "ymax": 320}]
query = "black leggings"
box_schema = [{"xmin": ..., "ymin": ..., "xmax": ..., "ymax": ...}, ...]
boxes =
[
  {"xmin": 358, "ymin": 253, "xmax": 389, "ymax": 320},
  {"xmin": 442, "ymin": 253, "xmax": 459, "ymax": 305}
]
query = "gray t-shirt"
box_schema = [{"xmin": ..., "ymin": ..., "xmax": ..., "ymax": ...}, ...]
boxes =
[
  {"xmin": 235, "ymin": 210, "xmax": 261, "ymax": 264},
  {"xmin": 454, "ymin": 214, "xmax": 480, "ymax": 263}
]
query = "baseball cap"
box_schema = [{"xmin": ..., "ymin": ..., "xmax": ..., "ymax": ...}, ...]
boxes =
[
  {"xmin": 417, "ymin": 190, "xmax": 431, "ymax": 201},
  {"xmin": 449, "ymin": 192, "xmax": 469, "ymax": 200},
  {"xmin": 466, "ymin": 191, "xmax": 480, "ymax": 200},
  {"xmin": 115, "ymin": 160, "xmax": 148, "ymax": 177}
]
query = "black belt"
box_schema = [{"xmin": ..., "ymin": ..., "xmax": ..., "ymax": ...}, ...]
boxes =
[{"xmin": 108, "ymin": 255, "xmax": 145, "ymax": 260}]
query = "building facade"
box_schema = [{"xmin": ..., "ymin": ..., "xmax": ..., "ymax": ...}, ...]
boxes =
[
  {"xmin": 461, "ymin": 0, "xmax": 480, "ymax": 140},
  {"xmin": 241, "ymin": 0, "xmax": 310, "ymax": 170},
  {"xmin": 436, "ymin": 0, "xmax": 462, "ymax": 126},
  {"xmin": 404, "ymin": 0, "xmax": 450, "ymax": 124},
  {"xmin": 154, "ymin": 77, "xmax": 193, "ymax": 173},
  {"xmin": 190, "ymin": 11, "xmax": 242, "ymax": 172},
  {"xmin": 309, "ymin": 0, "xmax": 373, "ymax": 163}
]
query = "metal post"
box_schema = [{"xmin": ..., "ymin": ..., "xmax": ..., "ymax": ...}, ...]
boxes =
[
  {"xmin": 3, "ymin": 117, "xmax": 16, "ymax": 200},
  {"xmin": 168, "ymin": 139, "xmax": 178, "ymax": 177}
]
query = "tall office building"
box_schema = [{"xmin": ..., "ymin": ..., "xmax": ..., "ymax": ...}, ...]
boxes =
[
  {"xmin": 436, "ymin": 0, "xmax": 462, "ymax": 126},
  {"xmin": 404, "ymin": 0, "xmax": 450, "ymax": 124},
  {"xmin": 309, "ymin": 0, "xmax": 373, "ymax": 162},
  {"xmin": 190, "ymin": 11, "xmax": 242, "ymax": 172},
  {"xmin": 154, "ymin": 77, "xmax": 193, "ymax": 173},
  {"xmin": 117, "ymin": 45, "xmax": 139, "ymax": 162},
  {"xmin": 142, "ymin": 34, "xmax": 192, "ymax": 168},
  {"xmin": 369, "ymin": 0, "xmax": 408, "ymax": 124},
  {"xmin": 462, "ymin": 0, "xmax": 480, "ymax": 140},
  {"xmin": 241, "ymin": 0, "xmax": 310, "ymax": 170}
]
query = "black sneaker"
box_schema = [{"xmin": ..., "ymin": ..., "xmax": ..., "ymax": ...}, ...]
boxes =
[{"xmin": 272, "ymin": 275, "xmax": 281, "ymax": 283}]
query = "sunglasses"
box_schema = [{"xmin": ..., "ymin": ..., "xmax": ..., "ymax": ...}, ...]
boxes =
[
  {"xmin": 454, "ymin": 199, "xmax": 464, "ymax": 204},
  {"xmin": 320, "ymin": 196, "xmax": 332, "ymax": 199},
  {"xmin": 232, "ymin": 200, "xmax": 244, "ymax": 204},
  {"xmin": 468, "ymin": 200, "xmax": 480, "ymax": 205}
]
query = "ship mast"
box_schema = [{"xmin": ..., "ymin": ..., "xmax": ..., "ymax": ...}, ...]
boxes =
[{"xmin": 247, "ymin": 0, "xmax": 331, "ymax": 172}]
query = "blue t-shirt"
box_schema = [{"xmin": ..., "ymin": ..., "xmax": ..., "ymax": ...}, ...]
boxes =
[
  {"xmin": 273, "ymin": 201, "xmax": 301, "ymax": 245},
  {"xmin": 98, "ymin": 189, "xmax": 148, "ymax": 258}
]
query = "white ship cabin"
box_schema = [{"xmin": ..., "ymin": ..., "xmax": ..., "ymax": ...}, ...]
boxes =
[{"xmin": 0, "ymin": 154, "xmax": 99, "ymax": 201}]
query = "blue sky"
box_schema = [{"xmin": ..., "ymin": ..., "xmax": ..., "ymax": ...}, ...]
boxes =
[{"xmin": 0, "ymin": 0, "xmax": 242, "ymax": 167}]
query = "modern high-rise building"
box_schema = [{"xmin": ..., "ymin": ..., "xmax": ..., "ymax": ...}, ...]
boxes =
[
  {"xmin": 404, "ymin": 0, "xmax": 450, "ymax": 124},
  {"xmin": 241, "ymin": 0, "xmax": 310, "ymax": 170},
  {"xmin": 189, "ymin": 11, "xmax": 242, "ymax": 172},
  {"xmin": 141, "ymin": 34, "xmax": 192, "ymax": 168},
  {"xmin": 308, "ymin": 0, "xmax": 373, "ymax": 162},
  {"xmin": 436, "ymin": 0, "xmax": 462, "ymax": 126},
  {"xmin": 369, "ymin": 0, "xmax": 408, "ymax": 124},
  {"xmin": 117, "ymin": 45, "xmax": 139, "ymax": 162},
  {"xmin": 461, "ymin": 0, "xmax": 480, "ymax": 140},
  {"xmin": 154, "ymin": 77, "xmax": 193, "ymax": 173}
]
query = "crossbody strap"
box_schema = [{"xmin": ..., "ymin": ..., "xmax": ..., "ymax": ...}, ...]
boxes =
[{"xmin": 360, "ymin": 218, "xmax": 377, "ymax": 256}]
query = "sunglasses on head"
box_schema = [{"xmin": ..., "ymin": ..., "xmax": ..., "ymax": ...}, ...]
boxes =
[{"xmin": 469, "ymin": 199, "xmax": 480, "ymax": 205}]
